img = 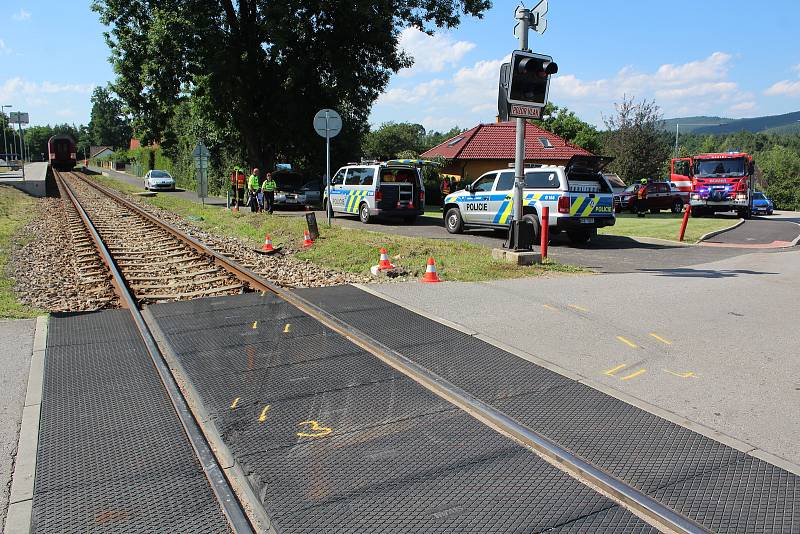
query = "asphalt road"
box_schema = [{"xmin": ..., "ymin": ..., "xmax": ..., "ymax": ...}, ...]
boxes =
[
  {"xmin": 369, "ymin": 246, "xmax": 800, "ymax": 467},
  {"xmin": 311, "ymin": 209, "xmax": 799, "ymax": 273},
  {"xmin": 0, "ymin": 319, "xmax": 34, "ymax": 531}
]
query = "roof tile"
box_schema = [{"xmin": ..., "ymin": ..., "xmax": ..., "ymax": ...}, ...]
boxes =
[{"xmin": 421, "ymin": 121, "xmax": 593, "ymax": 161}]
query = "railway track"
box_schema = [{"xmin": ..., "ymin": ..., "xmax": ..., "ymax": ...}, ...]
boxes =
[
  {"xmin": 57, "ymin": 171, "xmax": 247, "ymax": 305},
  {"xmin": 52, "ymin": 169, "xmax": 706, "ymax": 534}
]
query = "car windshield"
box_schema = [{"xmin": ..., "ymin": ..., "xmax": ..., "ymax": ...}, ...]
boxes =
[
  {"xmin": 623, "ymin": 184, "xmax": 637, "ymax": 193},
  {"xmin": 151, "ymin": 170, "xmax": 171, "ymax": 178},
  {"xmin": 694, "ymin": 158, "xmax": 745, "ymax": 178},
  {"xmin": 753, "ymin": 193, "xmax": 765, "ymax": 200}
]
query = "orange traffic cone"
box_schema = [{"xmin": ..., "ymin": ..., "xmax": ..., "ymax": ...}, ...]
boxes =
[
  {"xmin": 420, "ymin": 256, "xmax": 442, "ymax": 283},
  {"xmin": 377, "ymin": 248, "xmax": 395, "ymax": 271},
  {"xmin": 302, "ymin": 230, "xmax": 314, "ymax": 248},
  {"xmin": 261, "ymin": 234, "xmax": 275, "ymax": 252}
]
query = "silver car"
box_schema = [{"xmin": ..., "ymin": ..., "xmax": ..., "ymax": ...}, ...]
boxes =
[{"xmin": 143, "ymin": 170, "xmax": 176, "ymax": 191}]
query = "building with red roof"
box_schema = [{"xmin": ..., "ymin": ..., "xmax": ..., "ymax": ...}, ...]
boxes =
[{"xmin": 421, "ymin": 121, "xmax": 593, "ymax": 183}]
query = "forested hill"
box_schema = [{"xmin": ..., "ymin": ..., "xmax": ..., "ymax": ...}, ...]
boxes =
[{"xmin": 661, "ymin": 111, "xmax": 800, "ymax": 135}]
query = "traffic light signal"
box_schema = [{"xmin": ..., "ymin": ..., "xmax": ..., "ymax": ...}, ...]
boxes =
[{"xmin": 507, "ymin": 50, "xmax": 558, "ymax": 107}]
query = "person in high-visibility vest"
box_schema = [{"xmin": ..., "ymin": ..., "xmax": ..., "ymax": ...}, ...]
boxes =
[
  {"xmin": 247, "ymin": 168, "xmax": 261, "ymax": 212},
  {"xmin": 262, "ymin": 172, "xmax": 277, "ymax": 214},
  {"xmin": 230, "ymin": 166, "xmax": 241, "ymax": 210},
  {"xmin": 236, "ymin": 168, "xmax": 246, "ymax": 206},
  {"xmin": 637, "ymin": 178, "xmax": 649, "ymax": 218}
]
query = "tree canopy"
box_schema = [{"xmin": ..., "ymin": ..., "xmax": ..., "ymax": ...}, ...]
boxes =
[
  {"xmin": 603, "ymin": 95, "xmax": 671, "ymax": 183},
  {"xmin": 88, "ymin": 86, "xmax": 131, "ymax": 149},
  {"xmin": 361, "ymin": 122, "xmax": 463, "ymax": 159},
  {"xmin": 92, "ymin": 0, "xmax": 491, "ymax": 172}
]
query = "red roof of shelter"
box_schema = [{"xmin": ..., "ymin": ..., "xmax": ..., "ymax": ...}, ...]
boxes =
[{"xmin": 421, "ymin": 121, "xmax": 593, "ymax": 161}]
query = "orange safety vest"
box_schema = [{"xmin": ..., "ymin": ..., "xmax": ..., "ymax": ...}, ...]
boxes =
[{"xmin": 236, "ymin": 172, "xmax": 246, "ymax": 188}]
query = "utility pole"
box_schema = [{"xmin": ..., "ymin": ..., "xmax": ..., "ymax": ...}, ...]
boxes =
[{"xmin": 1, "ymin": 105, "xmax": 11, "ymax": 162}]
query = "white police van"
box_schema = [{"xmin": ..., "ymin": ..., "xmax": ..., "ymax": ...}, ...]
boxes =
[
  {"xmin": 324, "ymin": 160, "xmax": 427, "ymax": 224},
  {"xmin": 442, "ymin": 155, "xmax": 616, "ymax": 245}
]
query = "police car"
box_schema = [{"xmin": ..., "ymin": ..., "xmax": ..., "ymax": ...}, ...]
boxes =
[
  {"xmin": 443, "ymin": 155, "xmax": 616, "ymax": 245},
  {"xmin": 324, "ymin": 160, "xmax": 427, "ymax": 224}
]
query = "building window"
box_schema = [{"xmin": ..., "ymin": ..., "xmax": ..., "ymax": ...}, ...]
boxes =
[
  {"xmin": 447, "ymin": 136, "xmax": 465, "ymax": 147},
  {"xmin": 539, "ymin": 137, "xmax": 554, "ymax": 148}
]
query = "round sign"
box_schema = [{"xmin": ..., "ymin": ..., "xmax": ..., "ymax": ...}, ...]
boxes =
[{"xmin": 313, "ymin": 109, "xmax": 342, "ymax": 138}]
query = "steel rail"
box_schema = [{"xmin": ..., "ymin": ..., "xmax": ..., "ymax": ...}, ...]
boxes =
[
  {"xmin": 73, "ymin": 171, "xmax": 709, "ymax": 534},
  {"xmin": 55, "ymin": 171, "xmax": 255, "ymax": 533}
]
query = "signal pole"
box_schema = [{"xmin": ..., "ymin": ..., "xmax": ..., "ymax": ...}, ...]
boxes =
[{"xmin": 512, "ymin": 8, "xmax": 530, "ymax": 229}]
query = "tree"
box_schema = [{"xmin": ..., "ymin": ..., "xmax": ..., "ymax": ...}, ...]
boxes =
[
  {"xmin": 362, "ymin": 122, "xmax": 426, "ymax": 159},
  {"xmin": 531, "ymin": 103, "xmax": 601, "ymax": 153},
  {"xmin": 92, "ymin": 0, "xmax": 491, "ymax": 173},
  {"xmin": 755, "ymin": 145, "xmax": 800, "ymax": 210},
  {"xmin": 602, "ymin": 96, "xmax": 671, "ymax": 183},
  {"xmin": 88, "ymin": 86, "xmax": 132, "ymax": 149}
]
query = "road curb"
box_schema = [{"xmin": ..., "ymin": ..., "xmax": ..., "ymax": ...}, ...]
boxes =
[
  {"xmin": 6, "ymin": 315, "xmax": 47, "ymax": 534},
  {"xmin": 142, "ymin": 308, "xmax": 277, "ymax": 534},
  {"xmin": 354, "ymin": 286, "xmax": 800, "ymax": 477},
  {"xmin": 696, "ymin": 218, "xmax": 745, "ymax": 243}
]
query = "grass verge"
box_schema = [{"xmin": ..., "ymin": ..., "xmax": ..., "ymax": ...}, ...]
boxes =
[
  {"xmin": 92, "ymin": 175, "xmax": 582, "ymax": 281},
  {"xmin": 599, "ymin": 213, "xmax": 735, "ymax": 243},
  {"xmin": 0, "ymin": 186, "xmax": 43, "ymax": 318}
]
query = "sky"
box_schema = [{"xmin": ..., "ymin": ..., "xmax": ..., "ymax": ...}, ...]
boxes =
[{"xmin": 1, "ymin": 1, "xmax": 799, "ymax": 132}]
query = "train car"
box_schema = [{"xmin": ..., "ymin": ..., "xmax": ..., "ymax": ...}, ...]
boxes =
[{"xmin": 48, "ymin": 134, "xmax": 77, "ymax": 171}]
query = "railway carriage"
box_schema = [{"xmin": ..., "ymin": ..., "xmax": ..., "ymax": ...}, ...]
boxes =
[{"xmin": 48, "ymin": 134, "xmax": 77, "ymax": 171}]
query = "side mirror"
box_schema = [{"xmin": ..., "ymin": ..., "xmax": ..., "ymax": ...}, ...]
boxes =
[{"xmin": 466, "ymin": 184, "xmax": 475, "ymax": 193}]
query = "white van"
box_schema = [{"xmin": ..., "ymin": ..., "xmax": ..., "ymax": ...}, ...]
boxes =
[
  {"xmin": 442, "ymin": 155, "xmax": 616, "ymax": 245},
  {"xmin": 324, "ymin": 160, "xmax": 426, "ymax": 224}
]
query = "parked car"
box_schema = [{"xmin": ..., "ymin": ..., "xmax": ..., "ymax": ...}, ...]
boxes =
[
  {"xmin": 751, "ymin": 192, "xmax": 774, "ymax": 215},
  {"xmin": 143, "ymin": 170, "xmax": 176, "ymax": 191},
  {"xmin": 614, "ymin": 182, "xmax": 684, "ymax": 214},
  {"xmin": 300, "ymin": 180, "xmax": 322, "ymax": 205},
  {"xmin": 272, "ymin": 170, "xmax": 308, "ymax": 208}
]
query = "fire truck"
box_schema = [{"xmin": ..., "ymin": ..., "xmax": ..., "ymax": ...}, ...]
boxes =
[{"xmin": 670, "ymin": 151, "xmax": 755, "ymax": 218}]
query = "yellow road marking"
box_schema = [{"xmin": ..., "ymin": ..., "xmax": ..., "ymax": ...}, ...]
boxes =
[
  {"xmin": 252, "ymin": 321, "xmax": 258, "ymax": 329},
  {"xmin": 603, "ymin": 364, "xmax": 627, "ymax": 376},
  {"xmin": 542, "ymin": 304, "xmax": 558, "ymax": 311},
  {"xmin": 665, "ymin": 369, "xmax": 697, "ymax": 379},
  {"xmin": 297, "ymin": 420, "xmax": 333, "ymax": 438},
  {"xmin": 568, "ymin": 304, "xmax": 588, "ymax": 312},
  {"xmin": 649, "ymin": 333, "xmax": 672, "ymax": 345},
  {"xmin": 258, "ymin": 404, "xmax": 271, "ymax": 422},
  {"xmin": 620, "ymin": 369, "xmax": 647, "ymax": 381},
  {"xmin": 283, "ymin": 323, "xmax": 292, "ymax": 333},
  {"xmin": 230, "ymin": 397, "xmax": 240, "ymax": 409},
  {"xmin": 616, "ymin": 336, "xmax": 638, "ymax": 349}
]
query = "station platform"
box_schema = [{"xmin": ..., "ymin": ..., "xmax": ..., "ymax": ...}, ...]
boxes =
[
  {"xmin": 30, "ymin": 310, "xmax": 231, "ymax": 532},
  {"xmin": 0, "ymin": 163, "xmax": 48, "ymax": 197},
  {"xmin": 146, "ymin": 291, "xmax": 653, "ymax": 533}
]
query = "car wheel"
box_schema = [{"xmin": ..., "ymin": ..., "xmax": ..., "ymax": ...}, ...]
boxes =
[
  {"xmin": 445, "ymin": 208, "xmax": 463, "ymax": 234},
  {"xmin": 521, "ymin": 213, "xmax": 541, "ymax": 244},
  {"xmin": 650, "ymin": 208, "xmax": 660, "ymax": 214},
  {"xmin": 739, "ymin": 207, "xmax": 751, "ymax": 220},
  {"xmin": 567, "ymin": 228, "xmax": 594, "ymax": 246},
  {"xmin": 143, "ymin": 181, "xmax": 148, "ymax": 190},
  {"xmin": 671, "ymin": 199, "xmax": 684, "ymax": 214},
  {"xmin": 359, "ymin": 202, "xmax": 371, "ymax": 224}
]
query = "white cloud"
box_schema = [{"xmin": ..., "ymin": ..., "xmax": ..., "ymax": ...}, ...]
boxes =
[
  {"xmin": 728, "ymin": 101, "xmax": 756, "ymax": 115},
  {"xmin": 792, "ymin": 64, "xmax": 800, "ymax": 76},
  {"xmin": 398, "ymin": 28, "xmax": 476, "ymax": 77},
  {"xmin": 377, "ymin": 79, "xmax": 445, "ymax": 106},
  {"xmin": 0, "ymin": 39, "xmax": 10, "ymax": 55},
  {"xmin": 12, "ymin": 9, "xmax": 31, "ymax": 21},
  {"xmin": 0, "ymin": 78, "xmax": 95, "ymax": 102},
  {"xmin": 764, "ymin": 80, "xmax": 800, "ymax": 97}
]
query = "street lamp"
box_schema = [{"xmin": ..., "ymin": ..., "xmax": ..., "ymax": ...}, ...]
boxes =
[{"xmin": 1, "ymin": 105, "xmax": 11, "ymax": 164}]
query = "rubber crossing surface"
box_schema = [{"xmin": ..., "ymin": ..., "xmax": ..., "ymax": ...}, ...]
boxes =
[
  {"xmin": 297, "ymin": 285, "xmax": 800, "ymax": 534},
  {"xmin": 148, "ymin": 292, "xmax": 656, "ymax": 533},
  {"xmin": 34, "ymin": 310, "xmax": 231, "ymax": 533}
]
